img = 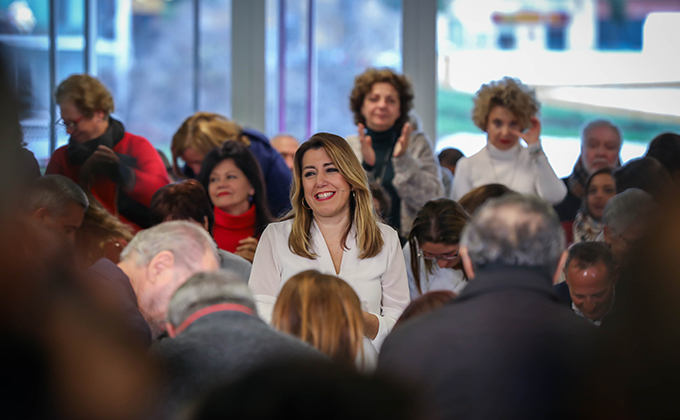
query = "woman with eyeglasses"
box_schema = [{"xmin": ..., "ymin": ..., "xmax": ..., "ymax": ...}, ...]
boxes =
[
  {"xmin": 46, "ymin": 74, "xmax": 170, "ymax": 230},
  {"xmin": 404, "ymin": 198, "xmax": 469, "ymax": 299}
]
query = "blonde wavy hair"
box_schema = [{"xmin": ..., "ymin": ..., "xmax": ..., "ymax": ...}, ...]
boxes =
[
  {"xmin": 272, "ymin": 270, "xmax": 364, "ymax": 366},
  {"xmin": 55, "ymin": 74, "xmax": 114, "ymax": 118},
  {"xmin": 287, "ymin": 132, "xmax": 383, "ymax": 259},
  {"xmin": 171, "ymin": 112, "xmax": 250, "ymax": 176},
  {"xmin": 471, "ymin": 77, "xmax": 539, "ymax": 132}
]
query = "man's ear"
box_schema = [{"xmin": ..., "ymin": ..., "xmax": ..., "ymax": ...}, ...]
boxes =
[
  {"xmin": 34, "ymin": 207, "xmax": 52, "ymax": 223},
  {"xmin": 166, "ymin": 322, "xmax": 176, "ymax": 338},
  {"xmin": 147, "ymin": 250, "xmax": 175, "ymax": 284},
  {"xmin": 460, "ymin": 246, "xmax": 475, "ymax": 280},
  {"xmin": 603, "ymin": 225, "xmax": 612, "ymax": 245},
  {"xmin": 203, "ymin": 216, "xmax": 210, "ymax": 232},
  {"xmin": 553, "ymin": 250, "xmax": 568, "ymax": 285}
]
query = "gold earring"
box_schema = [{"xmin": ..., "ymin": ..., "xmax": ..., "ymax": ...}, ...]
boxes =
[{"xmin": 302, "ymin": 197, "xmax": 311, "ymax": 210}]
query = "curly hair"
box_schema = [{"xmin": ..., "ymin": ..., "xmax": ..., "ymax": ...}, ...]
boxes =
[
  {"xmin": 349, "ymin": 68, "xmax": 414, "ymax": 129},
  {"xmin": 471, "ymin": 77, "xmax": 539, "ymax": 132},
  {"xmin": 55, "ymin": 74, "xmax": 114, "ymax": 118},
  {"xmin": 171, "ymin": 112, "xmax": 250, "ymax": 177}
]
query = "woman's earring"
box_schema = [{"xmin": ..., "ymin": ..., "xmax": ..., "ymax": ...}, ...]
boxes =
[
  {"xmin": 351, "ymin": 190, "xmax": 356, "ymax": 199},
  {"xmin": 302, "ymin": 197, "xmax": 311, "ymax": 210}
]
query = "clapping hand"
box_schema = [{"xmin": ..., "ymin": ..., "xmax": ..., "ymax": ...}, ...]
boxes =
[
  {"xmin": 392, "ymin": 122, "xmax": 412, "ymax": 158},
  {"xmin": 357, "ymin": 123, "xmax": 376, "ymax": 166},
  {"xmin": 80, "ymin": 145, "xmax": 121, "ymax": 189}
]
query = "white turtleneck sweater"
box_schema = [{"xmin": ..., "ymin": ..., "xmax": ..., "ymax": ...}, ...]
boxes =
[{"xmin": 451, "ymin": 142, "xmax": 567, "ymax": 205}]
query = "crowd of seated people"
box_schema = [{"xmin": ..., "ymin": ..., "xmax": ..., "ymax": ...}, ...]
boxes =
[{"xmin": 6, "ymin": 66, "xmax": 680, "ymax": 420}]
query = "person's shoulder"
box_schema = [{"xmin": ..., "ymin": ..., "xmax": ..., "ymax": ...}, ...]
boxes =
[{"xmin": 262, "ymin": 218, "xmax": 293, "ymax": 237}]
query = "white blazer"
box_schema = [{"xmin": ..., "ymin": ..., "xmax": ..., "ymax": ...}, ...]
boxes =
[{"xmin": 248, "ymin": 218, "xmax": 410, "ymax": 350}]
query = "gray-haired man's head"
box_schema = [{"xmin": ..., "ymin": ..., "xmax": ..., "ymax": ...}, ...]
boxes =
[
  {"xmin": 460, "ymin": 194, "xmax": 565, "ymax": 281},
  {"xmin": 603, "ymin": 188, "xmax": 656, "ymax": 264},
  {"xmin": 117, "ymin": 220, "xmax": 220, "ymax": 337},
  {"xmin": 166, "ymin": 270, "xmax": 256, "ymax": 337},
  {"xmin": 27, "ymin": 175, "xmax": 89, "ymax": 243}
]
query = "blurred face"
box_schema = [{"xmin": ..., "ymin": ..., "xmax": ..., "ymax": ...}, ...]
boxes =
[
  {"xmin": 37, "ymin": 201, "xmax": 86, "ymax": 244},
  {"xmin": 420, "ymin": 242, "xmax": 461, "ymax": 269},
  {"xmin": 604, "ymin": 223, "xmax": 645, "ymax": 265},
  {"xmin": 208, "ymin": 159, "xmax": 254, "ymax": 216},
  {"xmin": 485, "ymin": 106, "xmax": 520, "ymax": 151},
  {"xmin": 58, "ymin": 99, "xmax": 108, "ymax": 144},
  {"xmin": 361, "ymin": 82, "xmax": 401, "ymax": 132},
  {"xmin": 181, "ymin": 147, "xmax": 206, "ymax": 176},
  {"xmin": 581, "ymin": 126, "xmax": 621, "ymax": 173},
  {"xmin": 586, "ymin": 173, "xmax": 616, "ymax": 221},
  {"xmin": 301, "ymin": 147, "xmax": 351, "ymax": 222},
  {"xmin": 271, "ymin": 135, "xmax": 299, "ymax": 172},
  {"xmin": 566, "ymin": 260, "xmax": 615, "ymax": 322}
]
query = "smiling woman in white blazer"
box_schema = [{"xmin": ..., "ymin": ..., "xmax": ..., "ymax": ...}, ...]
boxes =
[{"xmin": 248, "ymin": 132, "xmax": 409, "ymax": 351}]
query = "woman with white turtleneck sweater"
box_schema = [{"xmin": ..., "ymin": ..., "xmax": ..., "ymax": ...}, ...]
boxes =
[{"xmin": 451, "ymin": 77, "xmax": 566, "ymax": 205}]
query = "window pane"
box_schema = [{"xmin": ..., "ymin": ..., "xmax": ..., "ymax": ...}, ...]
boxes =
[
  {"xmin": 97, "ymin": 0, "xmax": 193, "ymax": 156},
  {"xmin": 266, "ymin": 0, "xmax": 402, "ymax": 140},
  {"xmin": 199, "ymin": 0, "xmax": 232, "ymax": 119},
  {"xmin": 436, "ymin": 0, "xmax": 680, "ymax": 177},
  {"xmin": 1, "ymin": 0, "xmax": 69, "ymax": 164}
]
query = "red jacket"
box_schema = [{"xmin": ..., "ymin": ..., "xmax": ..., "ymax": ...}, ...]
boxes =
[{"xmin": 46, "ymin": 132, "xmax": 170, "ymax": 230}]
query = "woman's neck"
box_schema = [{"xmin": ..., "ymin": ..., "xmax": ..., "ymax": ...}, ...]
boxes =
[
  {"xmin": 219, "ymin": 201, "xmax": 251, "ymax": 217},
  {"xmin": 313, "ymin": 211, "xmax": 351, "ymax": 238}
]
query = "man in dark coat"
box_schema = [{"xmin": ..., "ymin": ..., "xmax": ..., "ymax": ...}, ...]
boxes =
[
  {"xmin": 379, "ymin": 195, "xmax": 593, "ymax": 420},
  {"xmin": 154, "ymin": 270, "xmax": 324, "ymax": 416}
]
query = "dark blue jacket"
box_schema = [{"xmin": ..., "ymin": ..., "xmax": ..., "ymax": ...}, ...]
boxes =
[{"xmin": 242, "ymin": 128, "xmax": 292, "ymax": 218}]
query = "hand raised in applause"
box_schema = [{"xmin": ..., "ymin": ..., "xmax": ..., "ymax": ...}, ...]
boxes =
[
  {"xmin": 357, "ymin": 123, "xmax": 376, "ymax": 167},
  {"xmin": 392, "ymin": 122, "xmax": 412, "ymax": 158}
]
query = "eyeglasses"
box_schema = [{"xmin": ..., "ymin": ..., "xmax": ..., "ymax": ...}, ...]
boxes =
[
  {"xmin": 418, "ymin": 250, "xmax": 460, "ymax": 262},
  {"xmin": 56, "ymin": 115, "xmax": 85, "ymax": 131}
]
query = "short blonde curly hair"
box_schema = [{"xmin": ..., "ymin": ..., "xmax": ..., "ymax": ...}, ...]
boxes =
[
  {"xmin": 471, "ymin": 77, "xmax": 539, "ymax": 132},
  {"xmin": 349, "ymin": 68, "xmax": 414, "ymax": 129},
  {"xmin": 55, "ymin": 74, "xmax": 114, "ymax": 118},
  {"xmin": 171, "ymin": 112, "xmax": 250, "ymax": 177}
]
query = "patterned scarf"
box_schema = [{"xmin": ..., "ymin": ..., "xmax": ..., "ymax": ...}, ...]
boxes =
[
  {"xmin": 572, "ymin": 210, "xmax": 604, "ymax": 243},
  {"xmin": 566, "ymin": 156, "xmax": 589, "ymax": 200}
]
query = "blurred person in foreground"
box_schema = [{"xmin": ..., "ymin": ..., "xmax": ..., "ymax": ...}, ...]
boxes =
[
  {"xmin": 457, "ymin": 183, "xmax": 512, "ymax": 215},
  {"xmin": 86, "ymin": 221, "xmax": 220, "ymax": 347},
  {"xmin": 451, "ymin": 77, "xmax": 566, "ymax": 205},
  {"xmin": 347, "ymin": 67, "xmax": 443, "ymax": 236},
  {"xmin": 149, "ymin": 179, "xmax": 252, "ymax": 281},
  {"xmin": 171, "ymin": 112, "xmax": 292, "ymax": 217},
  {"xmin": 601, "ymin": 188, "xmax": 656, "ymax": 266},
  {"xmin": 393, "ymin": 290, "xmax": 456, "ymax": 330},
  {"xmin": 554, "ymin": 242, "xmax": 618, "ymax": 326},
  {"xmin": 554, "ymin": 120, "xmax": 622, "ymax": 222},
  {"xmin": 25, "ymin": 174, "xmax": 89, "ymax": 244},
  {"xmin": 271, "ymin": 133, "xmax": 299, "ymax": 172},
  {"xmin": 646, "ymin": 132, "xmax": 680, "ymax": 184},
  {"xmin": 613, "ymin": 156, "xmax": 672, "ymax": 202},
  {"xmin": 190, "ymin": 361, "xmax": 425, "ymax": 420},
  {"xmin": 46, "ymin": 74, "xmax": 170, "ymax": 230},
  {"xmin": 1, "ymin": 56, "xmax": 159, "ymax": 420},
  {"xmin": 154, "ymin": 270, "xmax": 323, "ymax": 418},
  {"xmin": 272, "ymin": 270, "xmax": 376, "ymax": 371},
  {"xmin": 379, "ymin": 194, "xmax": 592, "ymax": 420}
]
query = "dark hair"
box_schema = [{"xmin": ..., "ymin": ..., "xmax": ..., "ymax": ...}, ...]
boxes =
[
  {"xmin": 349, "ymin": 68, "xmax": 414, "ymax": 130},
  {"xmin": 197, "ymin": 140, "xmax": 273, "ymax": 237},
  {"xmin": 408, "ymin": 199, "xmax": 469, "ymax": 295},
  {"xmin": 613, "ymin": 157, "xmax": 672, "ymax": 202},
  {"xmin": 457, "ymin": 183, "xmax": 512, "ymax": 216},
  {"xmin": 646, "ymin": 132, "xmax": 680, "ymax": 174},
  {"xmin": 393, "ymin": 290, "xmax": 456, "ymax": 330},
  {"xmin": 438, "ymin": 148, "xmax": 464, "ymax": 168},
  {"xmin": 564, "ymin": 241, "xmax": 617, "ymax": 281},
  {"xmin": 149, "ymin": 180, "xmax": 215, "ymax": 233},
  {"xmin": 369, "ymin": 181, "xmax": 391, "ymax": 221},
  {"xmin": 582, "ymin": 167, "xmax": 615, "ymax": 217}
]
